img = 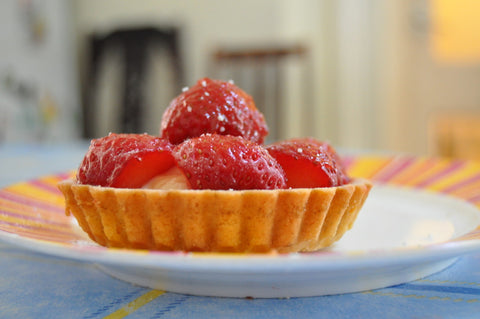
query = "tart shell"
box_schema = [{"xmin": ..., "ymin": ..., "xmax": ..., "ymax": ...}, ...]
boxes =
[{"xmin": 58, "ymin": 180, "xmax": 372, "ymax": 253}]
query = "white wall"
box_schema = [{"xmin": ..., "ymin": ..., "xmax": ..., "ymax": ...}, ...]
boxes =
[
  {"xmin": 73, "ymin": 0, "xmax": 480, "ymax": 155},
  {"xmin": 72, "ymin": 0, "xmax": 383, "ymax": 147},
  {"xmin": 73, "ymin": 0, "xmax": 284, "ymax": 85},
  {"xmin": 0, "ymin": 0, "xmax": 79, "ymax": 142},
  {"xmin": 2, "ymin": 0, "xmax": 475, "ymax": 154}
]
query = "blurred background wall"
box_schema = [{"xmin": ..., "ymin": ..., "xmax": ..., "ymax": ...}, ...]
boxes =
[
  {"xmin": 0, "ymin": 0, "xmax": 79, "ymax": 142},
  {"xmin": 1, "ymin": 0, "xmax": 480, "ymax": 160}
]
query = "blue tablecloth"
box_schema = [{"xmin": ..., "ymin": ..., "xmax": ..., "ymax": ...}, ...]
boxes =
[{"xmin": 1, "ymin": 143, "xmax": 480, "ymax": 319}]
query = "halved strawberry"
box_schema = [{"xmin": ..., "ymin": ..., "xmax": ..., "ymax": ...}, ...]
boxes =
[
  {"xmin": 77, "ymin": 133, "xmax": 176, "ymax": 188},
  {"xmin": 160, "ymin": 78, "xmax": 269, "ymax": 144},
  {"xmin": 266, "ymin": 138, "xmax": 350, "ymax": 188},
  {"xmin": 173, "ymin": 134, "xmax": 286, "ymax": 190}
]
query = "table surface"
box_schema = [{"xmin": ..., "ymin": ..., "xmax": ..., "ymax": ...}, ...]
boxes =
[{"xmin": 1, "ymin": 142, "xmax": 480, "ymax": 319}]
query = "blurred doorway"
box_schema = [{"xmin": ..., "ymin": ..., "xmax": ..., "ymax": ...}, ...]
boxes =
[{"xmin": 379, "ymin": 0, "xmax": 480, "ymax": 157}]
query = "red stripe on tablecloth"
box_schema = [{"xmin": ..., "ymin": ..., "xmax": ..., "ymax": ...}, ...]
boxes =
[
  {"xmin": 0, "ymin": 190, "xmax": 64, "ymax": 213},
  {"xmin": 0, "ymin": 220, "xmax": 80, "ymax": 242},
  {"xmin": 414, "ymin": 160, "xmax": 466, "ymax": 188},
  {"xmin": 0, "ymin": 208, "xmax": 70, "ymax": 228},
  {"xmin": 454, "ymin": 227, "xmax": 480, "ymax": 241},
  {"xmin": 387, "ymin": 158, "xmax": 440, "ymax": 185},
  {"xmin": 56, "ymin": 172, "xmax": 75, "ymax": 180},
  {"xmin": 441, "ymin": 172, "xmax": 480, "ymax": 194},
  {"xmin": 370, "ymin": 156, "xmax": 416, "ymax": 183},
  {"xmin": 466, "ymin": 193, "xmax": 480, "ymax": 207},
  {"xmin": 29, "ymin": 179, "xmax": 62, "ymax": 195}
]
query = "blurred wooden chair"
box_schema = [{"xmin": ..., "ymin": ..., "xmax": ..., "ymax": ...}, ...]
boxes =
[
  {"xmin": 82, "ymin": 26, "xmax": 184, "ymax": 138},
  {"xmin": 428, "ymin": 112, "xmax": 480, "ymax": 160},
  {"xmin": 210, "ymin": 44, "xmax": 312, "ymax": 141}
]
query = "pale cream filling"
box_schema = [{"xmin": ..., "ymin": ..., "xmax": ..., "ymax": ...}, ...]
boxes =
[{"xmin": 142, "ymin": 166, "xmax": 191, "ymax": 190}]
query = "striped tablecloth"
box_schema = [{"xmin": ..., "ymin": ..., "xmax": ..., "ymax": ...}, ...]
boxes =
[{"xmin": 1, "ymin": 144, "xmax": 479, "ymax": 318}]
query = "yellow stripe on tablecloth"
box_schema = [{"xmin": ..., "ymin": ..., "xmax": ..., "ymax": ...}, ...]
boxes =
[
  {"xmin": 103, "ymin": 290, "xmax": 165, "ymax": 319},
  {"xmin": 5, "ymin": 183, "xmax": 64, "ymax": 207},
  {"xmin": 37, "ymin": 175, "xmax": 65, "ymax": 187},
  {"xmin": 426, "ymin": 162, "xmax": 480, "ymax": 192},
  {"xmin": 0, "ymin": 202, "xmax": 65, "ymax": 221},
  {"xmin": 400, "ymin": 158, "xmax": 452, "ymax": 187},
  {"xmin": 0, "ymin": 214, "xmax": 69, "ymax": 232},
  {"xmin": 347, "ymin": 157, "xmax": 392, "ymax": 179},
  {"xmin": 451, "ymin": 181, "xmax": 480, "ymax": 200},
  {"xmin": 386, "ymin": 157, "xmax": 435, "ymax": 185}
]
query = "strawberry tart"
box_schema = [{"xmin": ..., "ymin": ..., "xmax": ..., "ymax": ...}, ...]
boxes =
[{"xmin": 58, "ymin": 78, "xmax": 371, "ymax": 253}]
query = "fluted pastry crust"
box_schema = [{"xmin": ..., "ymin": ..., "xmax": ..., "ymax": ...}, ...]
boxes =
[{"xmin": 58, "ymin": 180, "xmax": 372, "ymax": 253}]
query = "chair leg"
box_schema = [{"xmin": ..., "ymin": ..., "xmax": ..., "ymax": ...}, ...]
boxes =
[{"xmin": 121, "ymin": 39, "xmax": 147, "ymax": 133}]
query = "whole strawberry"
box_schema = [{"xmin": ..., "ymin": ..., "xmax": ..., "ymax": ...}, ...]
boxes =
[
  {"xmin": 77, "ymin": 133, "xmax": 175, "ymax": 188},
  {"xmin": 160, "ymin": 78, "xmax": 268, "ymax": 144},
  {"xmin": 173, "ymin": 134, "xmax": 286, "ymax": 190},
  {"xmin": 266, "ymin": 138, "xmax": 350, "ymax": 188}
]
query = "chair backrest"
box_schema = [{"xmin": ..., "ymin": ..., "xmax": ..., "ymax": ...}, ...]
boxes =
[
  {"xmin": 82, "ymin": 27, "xmax": 183, "ymax": 138},
  {"xmin": 210, "ymin": 44, "xmax": 311, "ymax": 142}
]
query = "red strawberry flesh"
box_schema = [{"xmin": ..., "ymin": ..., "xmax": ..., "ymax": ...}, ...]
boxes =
[
  {"xmin": 266, "ymin": 138, "xmax": 350, "ymax": 188},
  {"xmin": 77, "ymin": 133, "xmax": 176, "ymax": 188},
  {"xmin": 173, "ymin": 134, "xmax": 286, "ymax": 190}
]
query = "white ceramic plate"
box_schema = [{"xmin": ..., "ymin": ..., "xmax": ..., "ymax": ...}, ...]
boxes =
[{"xmin": 1, "ymin": 184, "xmax": 480, "ymax": 298}]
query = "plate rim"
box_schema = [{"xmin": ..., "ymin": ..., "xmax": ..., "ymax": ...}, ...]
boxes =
[
  {"xmin": 1, "ymin": 178, "xmax": 480, "ymax": 273},
  {"xmin": 1, "ymin": 226, "xmax": 480, "ymax": 273}
]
